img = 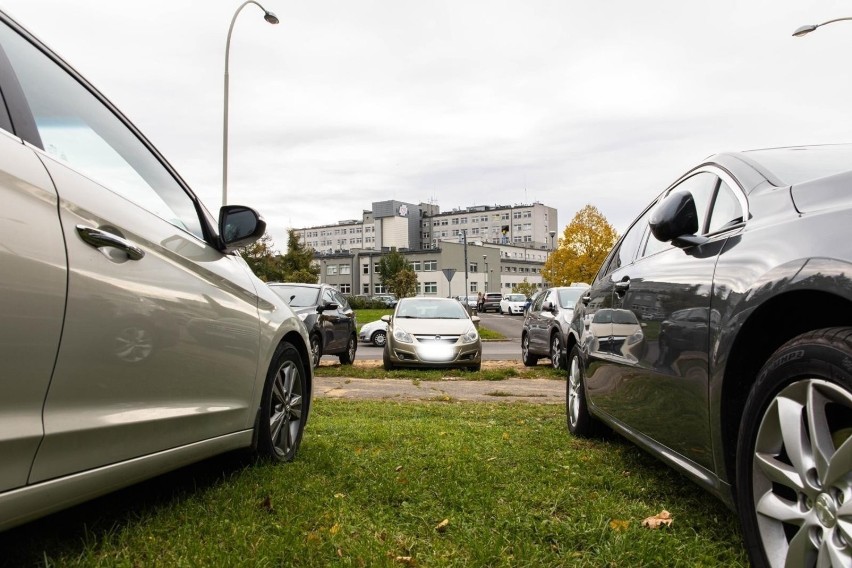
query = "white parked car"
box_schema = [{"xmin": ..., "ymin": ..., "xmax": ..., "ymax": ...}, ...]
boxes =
[
  {"xmin": 359, "ymin": 319, "xmax": 388, "ymax": 347},
  {"xmin": 499, "ymin": 294, "xmax": 527, "ymax": 315}
]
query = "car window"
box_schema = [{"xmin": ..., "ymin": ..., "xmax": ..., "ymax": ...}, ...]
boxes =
[
  {"xmin": 707, "ymin": 180, "xmax": 743, "ymax": 233},
  {"xmin": 557, "ymin": 287, "xmax": 586, "ymax": 308},
  {"xmin": 0, "ymin": 23, "xmax": 204, "ymax": 239},
  {"xmin": 532, "ymin": 292, "xmax": 546, "ymax": 312},
  {"xmin": 332, "ymin": 290, "xmax": 348, "ymax": 309},
  {"xmin": 270, "ymin": 285, "xmax": 320, "ymax": 307},
  {"xmin": 606, "ymin": 205, "xmax": 652, "ymax": 273}
]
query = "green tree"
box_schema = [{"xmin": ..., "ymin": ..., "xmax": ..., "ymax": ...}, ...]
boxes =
[
  {"xmin": 512, "ymin": 278, "xmax": 538, "ymax": 299},
  {"xmin": 378, "ymin": 248, "xmax": 417, "ymax": 298},
  {"xmin": 280, "ymin": 229, "xmax": 319, "ymax": 283},
  {"xmin": 543, "ymin": 205, "xmax": 618, "ymax": 286},
  {"xmin": 241, "ymin": 233, "xmax": 285, "ymax": 282}
]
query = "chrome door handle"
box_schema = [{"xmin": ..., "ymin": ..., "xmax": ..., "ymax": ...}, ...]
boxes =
[
  {"xmin": 76, "ymin": 225, "xmax": 145, "ymax": 261},
  {"xmin": 615, "ymin": 278, "xmax": 630, "ymax": 295}
]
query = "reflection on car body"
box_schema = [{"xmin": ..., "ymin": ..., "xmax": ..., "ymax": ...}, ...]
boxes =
[{"xmin": 564, "ymin": 144, "xmax": 852, "ymax": 567}]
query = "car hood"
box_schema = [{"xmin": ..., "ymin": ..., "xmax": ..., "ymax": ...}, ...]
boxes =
[{"xmin": 393, "ymin": 318, "xmax": 474, "ymax": 335}]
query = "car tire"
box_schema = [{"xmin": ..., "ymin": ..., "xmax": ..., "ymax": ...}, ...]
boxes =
[
  {"xmin": 566, "ymin": 345, "xmax": 602, "ymax": 438},
  {"xmin": 372, "ymin": 330, "xmax": 387, "ymax": 347},
  {"xmin": 339, "ymin": 334, "xmax": 356, "ymax": 365},
  {"xmin": 736, "ymin": 327, "xmax": 852, "ymax": 568},
  {"xmin": 499, "ymin": 307, "xmax": 503, "ymax": 314},
  {"xmin": 521, "ymin": 334, "xmax": 539, "ymax": 367},
  {"xmin": 255, "ymin": 342, "xmax": 307, "ymax": 463},
  {"xmin": 550, "ymin": 333, "xmax": 564, "ymax": 370},
  {"xmin": 309, "ymin": 334, "xmax": 322, "ymax": 368},
  {"xmin": 470, "ymin": 362, "xmax": 481, "ymax": 372},
  {"xmin": 382, "ymin": 345, "xmax": 395, "ymax": 371}
]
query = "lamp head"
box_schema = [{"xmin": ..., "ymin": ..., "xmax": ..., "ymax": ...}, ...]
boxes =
[
  {"xmin": 264, "ymin": 11, "xmax": 280, "ymax": 24},
  {"xmin": 793, "ymin": 24, "xmax": 817, "ymax": 37}
]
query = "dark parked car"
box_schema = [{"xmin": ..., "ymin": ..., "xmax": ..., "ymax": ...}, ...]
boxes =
[
  {"xmin": 0, "ymin": 10, "xmax": 312, "ymax": 531},
  {"xmin": 480, "ymin": 292, "xmax": 503, "ymax": 313},
  {"xmin": 268, "ymin": 283, "xmax": 357, "ymax": 367},
  {"xmin": 521, "ymin": 286, "xmax": 588, "ymax": 369},
  {"xmin": 564, "ymin": 145, "xmax": 852, "ymax": 568}
]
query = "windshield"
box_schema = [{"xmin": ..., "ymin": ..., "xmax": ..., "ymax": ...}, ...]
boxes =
[
  {"xmin": 557, "ymin": 288, "xmax": 586, "ymax": 309},
  {"xmin": 396, "ymin": 299, "xmax": 468, "ymax": 319},
  {"xmin": 269, "ymin": 285, "xmax": 320, "ymax": 307},
  {"xmin": 506, "ymin": 294, "xmax": 526, "ymax": 302}
]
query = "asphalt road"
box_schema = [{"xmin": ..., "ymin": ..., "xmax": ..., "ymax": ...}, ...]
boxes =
[{"xmin": 325, "ymin": 311, "xmax": 527, "ymax": 362}]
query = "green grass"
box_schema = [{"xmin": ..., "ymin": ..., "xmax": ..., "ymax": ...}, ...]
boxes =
[
  {"xmin": 2, "ymin": 401, "xmax": 747, "ymax": 567},
  {"xmin": 315, "ymin": 364, "xmax": 564, "ymax": 381},
  {"xmin": 477, "ymin": 326, "xmax": 505, "ymax": 340}
]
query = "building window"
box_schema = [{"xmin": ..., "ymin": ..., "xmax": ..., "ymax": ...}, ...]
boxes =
[
  {"xmin": 451, "ymin": 218, "xmax": 459, "ymax": 225},
  {"xmin": 340, "ymin": 264, "xmax": 351, "ymax": 275},
  {"xmin": 423, "ymin": 260, "xmax": 437, "ymax": 271},
  {"xmin": 327, "ymin": 265, "xmax": 337, "ymax": 275},
  {"xmin": 410, "ymin": 261, "xmax": 421, "ymax": 271},
  {"xmin": 340, "ymin": 283, "xmax": 351, "ymax": 294},
  {"xmin": 362, "ymin": 283, "xmax": 370, "ymax": 294},
  {"xmin": 363, "ymin": 263, "xmax": 369, "ymax": 274},
  {"xmin": 374, "ymin": 284, "xmax": 386, "ymax": 294},
  {"xmin": 513, "ymin": 211, "xmax": 522, "ymax": 219},
  {"xmin": 470, "ymin": 282, "xmax": 478, "ymax": 292},
  {"xmin": 424, "ymin": 282, "xmax": 437, "ymax": 294},
  {"xmin": 460, "ymin": 217, "xmax": 467, "ymax": 224},
  {"xmin": 469, "ymin": 262, "xmax": 478, "ymax": 273}
]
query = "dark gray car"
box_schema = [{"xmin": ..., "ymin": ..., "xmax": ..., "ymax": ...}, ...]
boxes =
[
  {"xmin": 564, "ymin": 144, "xmax": 852, "ymax": 568},
  {"xmin": 269, "ymin": 283, "xmax": 357, "ymax": 367},
  {"xmin": 521, "ymin": 286, "xmax": 588, "ymax": 369}
]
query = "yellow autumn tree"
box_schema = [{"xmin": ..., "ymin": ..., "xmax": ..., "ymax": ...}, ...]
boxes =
[{"xmin": 543, "ymin": 205, "xmax": 618, "ymax": 285}]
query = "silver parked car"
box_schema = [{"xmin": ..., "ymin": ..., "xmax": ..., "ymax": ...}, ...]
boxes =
[
  {"xmin": 0, "ymin": 10, "xmax": 312, "ymax": 531},
  {"xmin": 382, "ymin": 297, "xmax": 481, "ymax": 371}
]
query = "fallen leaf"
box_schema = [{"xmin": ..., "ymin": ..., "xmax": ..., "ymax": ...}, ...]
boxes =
[
  {"xmin": 395, "ymin": 465, "xmax": 404, "ymax": 472},
  {"xmin": 435, "ymin": 518, "xmax": 450, "ymax": 532},
  {"xmin": 395, "ymin": 556, "xmax": 415, "ymax": 565},
  {"xmin": 329, "ymin": 523, "xmax": 341, "ymax": 536},
  {"xmin": 502, "ymin": 432, "xmax": 510, "ymax": 441},
  {"xmin": 609, "ymin": 519, "xmax": 629, "ymax": 531},
  {"xmin": 337, "ymin": 548, "xmax": 343, "ymax": 558},
  {"xmin": 334, "ymin": 493, "xmax": 345, "ymax": 499},
  {"xmin": 641, "ymin": 510, "xmax": 673, "ymax": 529}
]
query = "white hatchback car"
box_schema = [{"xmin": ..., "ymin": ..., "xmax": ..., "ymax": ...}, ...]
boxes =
[{"xmin": 499, "ymin": 294, "xmax": 527, "ymax": 315}]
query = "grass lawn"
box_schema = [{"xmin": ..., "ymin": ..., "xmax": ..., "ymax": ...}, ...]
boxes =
[
  {"xmin": 355, "ymin": 308, "xmax": 506, "ymax": 340},
  {"xmin": 2, "ymin": 400, "xmax": 747, "ymax": 567},
  {"xmin": 314, "ymin": 361, "xmax": 564, "ymax": 381}
]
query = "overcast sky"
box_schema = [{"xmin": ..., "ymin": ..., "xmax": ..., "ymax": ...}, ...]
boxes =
[{"xmin": 3, "ymin": 1, "xmax": 851, "ymax": 250}]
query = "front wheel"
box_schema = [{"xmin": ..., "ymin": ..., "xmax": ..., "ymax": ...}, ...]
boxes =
[
  {"xmin": 566, "ymin": 345, "xmax": 602, "ymax": 437},
  {"xmin": 256, "ymin": 342, "xmax": 307, "ymax": 462},
  {"xmin": 309, "ymin": 334, "xmax": 322, "ymax": 368},
  {"xmin": 382, "ymin": 345, "xmax": 395, "ymax": 371},
  {"xmin": 736, "ymin": 327, "xmax": 852, "ymax": 568},
  {"xmin": 339, "ymin": 334, "xmax": 356, "ymax": 365}
]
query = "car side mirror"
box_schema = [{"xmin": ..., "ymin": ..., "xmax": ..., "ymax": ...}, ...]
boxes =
[
  {"xmin": 649, "ymin": 190, "xmax": 707, "ymax": 248},
  {"xmin": 542, "ymin": 300, "xmax": 555, "ymax": 312},
  {"xmin": 380, "ymin": 315, "xmax": 391, "ymax": 323},
  {"xmin": 318, "ymin": 301, "xmax": 339, "ymax": 313},
  {"xmin": 218, "ymin": 206, "xmax": 266, "ymax": 253}
]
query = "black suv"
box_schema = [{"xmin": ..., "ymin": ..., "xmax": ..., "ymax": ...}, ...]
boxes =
[
  {"xmin": 268, "ymin": 283, "xmax": 357, "ymax": 367},
  {"xmin": 563, "ymin": 144, "xmax": 852, "ymax": 568}
]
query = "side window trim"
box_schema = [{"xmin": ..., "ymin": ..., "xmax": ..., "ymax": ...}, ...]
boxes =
[{"xmin": 0, "ymin": 29, "xmax": 39, "ymax": 144}]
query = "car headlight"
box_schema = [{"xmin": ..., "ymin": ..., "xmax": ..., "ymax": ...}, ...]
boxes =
[
  {"xmin": 393, "ymin": 327, "xmax": 414, "ymax": 343},
  {"xmin": 461, "ymin": 325, "xmax": 479, "ymax": 344}
]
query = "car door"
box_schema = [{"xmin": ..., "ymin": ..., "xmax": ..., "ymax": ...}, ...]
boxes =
[
  {"xmin": 527, "ymin": 290, "xmax": 553, "ymax": 354},
  {"xmin": 0, "ymin": 128, "xmax": 67, "ymax": 493},
  {"xmin": 592, "ymin": 170, "xmax": 746, "ymax": 471},
  {"xmin": 0, "ymin": 20, "xmax": 265, "ymax": 482}
]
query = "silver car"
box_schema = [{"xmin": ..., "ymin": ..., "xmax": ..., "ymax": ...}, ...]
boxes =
[
  {"xmin": 382, "ymin": 297, "xmax": 481, "ymax": 371},
  {"xmin": 0, "ymin": 11, "xmax": 312, "ymax": 531}
]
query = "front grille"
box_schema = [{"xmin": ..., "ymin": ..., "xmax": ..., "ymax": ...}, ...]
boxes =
[{"xmin": 413, "ymin": 334, "xmax": 460, "ymax": 344}]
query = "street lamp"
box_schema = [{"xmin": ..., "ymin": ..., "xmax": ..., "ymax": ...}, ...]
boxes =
[
  {"xmin": 483, "ymin": 254, "xmax": 488, "ymax": 293},
  {"xmin": 548, "ymin": 230, "xmax": 556, "ymax": 250},
  {"xmin": 223, "ymin": 1, "xmax": 279, "ymax": 207},
  {"xmin": 793, "ymin": 17, "xmax": 852, "ymax": 37}
]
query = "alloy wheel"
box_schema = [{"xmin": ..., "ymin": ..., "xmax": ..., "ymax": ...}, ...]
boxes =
[{"xmin": 268, "ymin": 358, "xmax": 304, "ymax": 459}]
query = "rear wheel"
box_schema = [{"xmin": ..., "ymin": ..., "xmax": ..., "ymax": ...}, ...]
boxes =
[
  {"xmin": 566, "ymin": 345, "xmax": 602, "ymax": 437},
  {"xmin": 339, "ymin": 334, "xmax": 356, "ymax": 365},
  {"xmin": 256, "ymin": 342, "xmax": 307, "ymax": 462},
  {"xmin": 372, "ymin": 330, "xmax": 387, "ymax": 347},
  {"xmin": 550, "ymin": 333, "xmax": 564, "ymax": 370},
  {"xmin": 736, "ymin": 327, "xmax": 852, "ymax": 568},
  {"xmin": 521, "ymin": 334, "xmax": 539, "ymax": 366}
]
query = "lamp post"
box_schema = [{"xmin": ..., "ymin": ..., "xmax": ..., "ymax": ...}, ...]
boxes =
[
  {"xmin": 223, "ymin": 1, "xmax": 279, "ymax": 207},
  {"xmin": 462, "ymin": 229, "xmax": 469, "ymax": 300},
  {"xmin": 546, "ymin": 230, "xmax": 556, "ymax": 289},
  {"xmin": 793, "ymin": 17, "xmax": 852, "ymax": 37},
  {"xmin": 483, "ymin": 254, "xmax": 488, "ymax": 293}
]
